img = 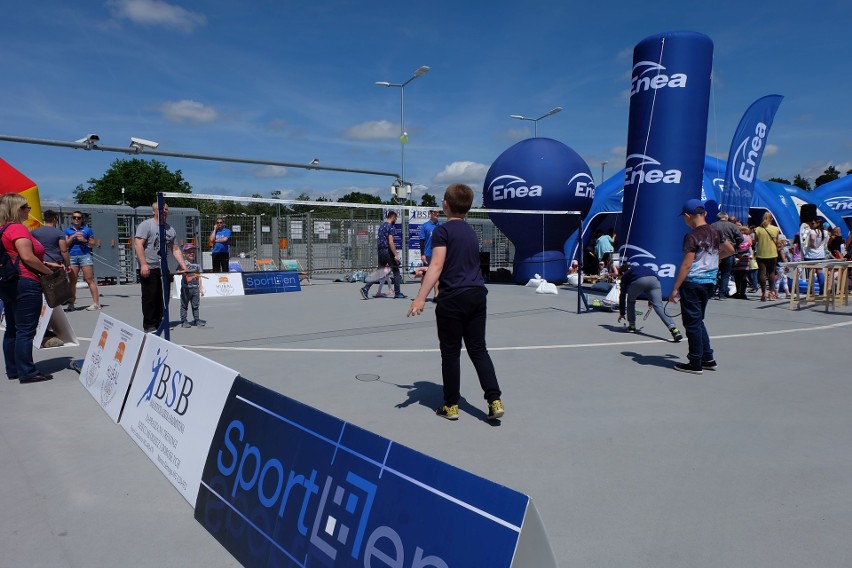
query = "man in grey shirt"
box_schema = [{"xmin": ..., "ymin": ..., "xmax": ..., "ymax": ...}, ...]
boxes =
[
  {"xmin": 711, "ymin": 211, "xmax": 743, "ymax": 300},
  {"xmin": 134, "ymin": 201, "xmax": 186, "ymax": 333},
  {"xmin": 31, "ymin": 210, "xmax": 70, "ymax": 268}
]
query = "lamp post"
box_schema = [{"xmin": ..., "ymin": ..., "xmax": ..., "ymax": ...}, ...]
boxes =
[
  {"xmin": 601, "ymin": 161, "xmax": 608, "ymax": 184},
  {"xmin": 376, "ymin": 65, "xmax": 430, "ymax": 277},
  {"xmin": 509, "ymin": 107, "xmax": 563, "ymax": 137}
]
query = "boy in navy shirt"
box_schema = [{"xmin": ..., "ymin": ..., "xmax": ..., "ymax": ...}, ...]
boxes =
[{"xmin": 407, "ymin": 184, "xmax": 503, "ymax": 421}]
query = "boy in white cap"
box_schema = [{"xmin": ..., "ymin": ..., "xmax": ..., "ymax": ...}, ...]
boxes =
[{"xmin": 179, "ymin": 243, "xmax": 205, "ymax": 328}]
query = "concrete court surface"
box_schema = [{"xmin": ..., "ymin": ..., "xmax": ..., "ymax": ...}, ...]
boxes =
[{"xmin": 2, "ymin": 277, "xmax": 851, "ymax": 568}]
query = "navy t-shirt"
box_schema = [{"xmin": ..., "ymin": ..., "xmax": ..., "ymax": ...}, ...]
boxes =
[{"xmin": 432, "ymin": 219, "xmax": 484, "ymax": 300}]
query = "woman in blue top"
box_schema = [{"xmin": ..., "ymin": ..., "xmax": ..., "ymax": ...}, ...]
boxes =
[{"xmin": 63, "ymin": 211, "xmax": 100, "ymax": 311}]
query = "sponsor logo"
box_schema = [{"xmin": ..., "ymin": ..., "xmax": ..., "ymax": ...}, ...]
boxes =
[
  {"xmin": 630, "ymin": 61, "xmax": 687, "ymax": 97},
  {"xmin": 215, "ymin": 419, "xmax": 448, "ymax": 567},
  {"xmin": 825, "ymin": 196, "xmax": 852, "ymax": 212},
  {"xmin": 244, "ymin": 273, "xmax": 298, "ymax": 288},
  {"xmin": 136, "ymin": 347, "xmax": 193, "ymax": 416},
  {"xmin": 488, "ymin": 175, "xmax": 542, "ymax": 202},
  {"xmin": 215, "ymin": 275, "xmax": 235, "ymax": 295},
  {"xmin": 85, "ymin": 330, "xmax": 109, "ymax": 387},
  {"xmin": 569, "ymin": 173, "xmax": 596, "ymax": 199},
  {"xmin": 100, "ymin": 341, "xmax": 126, "ymax": 407},
  {"xmin": 624, "ymin": 154, "xmax": 682, "ymax": 187},
  {"xmin": 732, "ymin": 122, "xmax": 768, "ymax": 189},
  {"xmin": 618, "ymin": 244, "xmax": 676, "ymax": 277}
]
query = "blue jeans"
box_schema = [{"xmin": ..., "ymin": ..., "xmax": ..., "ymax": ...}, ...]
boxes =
[
  {"xmin": 717, "ymin": 255, "xmax": 734, "ymax": 297},
  {"xmin": 626, "ymin": 275, "xmax": 677, "ymax": 330},
  {"xmin": 1, "ymin": 277, "xmax": 44, "ymax": 379},
  {"xmin": 679, "ymin": 281, "xmax": 715, "ymax": 366}
]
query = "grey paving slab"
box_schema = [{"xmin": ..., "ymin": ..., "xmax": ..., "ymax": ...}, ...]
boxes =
[{"xmin": 2, "ymin": 277, "xmax": 851, "ymax": 567}]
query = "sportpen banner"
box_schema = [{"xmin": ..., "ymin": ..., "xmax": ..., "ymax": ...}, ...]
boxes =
[
  {"xmin": 619, "ymin": 31, "xmax": 714, "ymax": 297},
  {"xmin": 721, "ymin": 94, "xmax": 784, "ymax": 222}
]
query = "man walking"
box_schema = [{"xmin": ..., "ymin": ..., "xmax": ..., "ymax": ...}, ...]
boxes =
[
  {"xmin": 710, "ymin": 211, "xmax": 742, "ymax": 300},
  {"xmin": 361, "ymin": 210, "xmax": 405, "ymax": 299},
  {"xmin": 669, "ymin": 199, "xmax": 734, "ymax": 374}
]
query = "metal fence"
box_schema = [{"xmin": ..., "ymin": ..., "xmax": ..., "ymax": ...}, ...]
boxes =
[{"xmin": 199, "ymin": 211, "xmax": 516, "ymax": 277}]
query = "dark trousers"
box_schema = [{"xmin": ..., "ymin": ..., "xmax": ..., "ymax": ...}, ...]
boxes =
[
  {"xmin": 364, "ymin": 250, "xmax": 400, "ymax": 295},
  {"xmin": 1, "ymin": 277, "xmax": 43, "ymax": 378},
  {"xmin": 138, "ymin": 269, "xmax": 165, "ymax": 331},
  {"xmin": 180, "ymin": 286, "xmax": 200, "ymax": 322},
  {"xmin": 435, "ymin": 287, "xmax": 501, "ymax": 406},
  {"xmin": 733, "ymin": 270, "xmax": 749, "ymax": 298},
  {"xmin": 212, "ymin": 252, "xmax": 229, "ymax": 273},
  {"xmin": 679, "ymin": 281, "xmax": 714, "ymax": 366},
  {"xmin": 717, "ymin": 255, "xmax": 734, "ymax": 297}
]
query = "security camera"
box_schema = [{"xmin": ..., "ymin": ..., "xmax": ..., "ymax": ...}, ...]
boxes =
[
  {"xmin": 129, "ymin": 137, "xmax": 160, "ymax": 151},
  {"xmin": 74, "ymin": 134, "xmax": 100, "ymax": 149}
]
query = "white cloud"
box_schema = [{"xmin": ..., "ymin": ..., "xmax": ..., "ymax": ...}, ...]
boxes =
[
  {"xmin": 342, "ymin": 120, "xmax": 397, "ymax": 140},
  {"xmin": 763, "ymin": 144, "xmax": 778, "ymax": 157},
  {"xmin": 433, "ymin": 161, "xmax": 489, "ymax": 185},
  {"xmin": 107, "ymin": 0, "xmax": 206, "ymax": 32},
  {"xmin": 252, "ymin": 165, "xmax": 288, "ymax": 178},
  {"xmin": 159, "ymin": 99, "xmax": 218, "ymax": 123}
]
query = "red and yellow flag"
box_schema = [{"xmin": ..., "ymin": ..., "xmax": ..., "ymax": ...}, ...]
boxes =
[{"xmin": 0, "ymin": 157, "xmax": 43, "ymax": 230}]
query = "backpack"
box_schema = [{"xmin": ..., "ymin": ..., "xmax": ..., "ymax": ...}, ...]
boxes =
[{"xmin": 0, "ymin": 224, "xmax": 22, "ymax": 282}]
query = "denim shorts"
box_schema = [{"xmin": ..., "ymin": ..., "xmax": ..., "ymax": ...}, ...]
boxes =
[{"xmin": 69, "ymin": 253, "xmax": 94, "ymax": 267}]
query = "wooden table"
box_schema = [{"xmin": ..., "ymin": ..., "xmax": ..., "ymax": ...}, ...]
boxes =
[{"xmin": 780, "ymin": 260, "xmax": 852, "ymax": 311}]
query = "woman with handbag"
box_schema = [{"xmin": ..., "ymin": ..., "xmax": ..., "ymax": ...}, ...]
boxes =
[{"xmin": 0, "ymin": 194, "xmax": 62, "ymax": 383}]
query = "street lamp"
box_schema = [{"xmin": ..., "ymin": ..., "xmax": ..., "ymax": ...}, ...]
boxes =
[
  {"xmin": 601, "ymin": 161, "xmax": 608, "ymax": 184},
  {"xmin": 509, "ymin": 107, "xmax": 562, "ymax": 137},
  {"xmin": 376, "ymin": 65, "xmax": 430, "ymax": 276}
]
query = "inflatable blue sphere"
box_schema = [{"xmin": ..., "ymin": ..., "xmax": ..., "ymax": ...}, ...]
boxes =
[{"xmin": 484, "ymin": 138, "xmax": 594, "ymax": 283}]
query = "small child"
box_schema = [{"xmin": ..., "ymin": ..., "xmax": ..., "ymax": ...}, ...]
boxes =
[
  {"xmin": 407, "ymin": 183, "xmax": 504, "ymax": 421},
  {"xmin": 179, "ymin": 243, "xmax": 205, "ymax": 328}
]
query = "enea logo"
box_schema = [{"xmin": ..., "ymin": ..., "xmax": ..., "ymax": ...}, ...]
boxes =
[
  {"xmin": 731, "ymin": 122, "xmax": 768, "ymax": 188},
  {"xmin": 630, "ymin": 61, "xmax": 687, "ymax": 97},
  {"xmin": 136, "ymin": 347, "xmax": 193, "ymax": 417},
  {"xmin": 488, "ymin": 175, "xmax": 542, "ymax": 202},
  {"xmin": 618, "ymin": 244, "xmax": 676, "ymax": 277},
  {"xmin": 624, "ymin": 154, "xmax": 682, "ymax": 187},
  {"xmin": 216, "ymin": 419, "xmax": 448, "ymax": 567},
  {"xmin": 825, "ymin": 196, "xmax": 852, "ymax": 212},
  {"xmin": 568, "ymin": 172, "xmax": 596, "ymax": 199}
]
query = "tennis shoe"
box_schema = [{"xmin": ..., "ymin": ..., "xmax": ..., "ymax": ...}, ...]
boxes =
[
  {"xmin": 670, "ymin": 328, "xmax": 683, "ymax": 342},
  {"xmin": 359, "ymin": 286, "xmax": 369, "ymax": 300},
  {"xmin": 487, "ymin": 399, "xmax": 505, "ymax": 420},
  {"xmin": 436, "ymin": 405, "xmax": 459, "ymax": 420},
  {"xmin": 674, "ymin": 362, "xmax": 703, "ymax": 375}
]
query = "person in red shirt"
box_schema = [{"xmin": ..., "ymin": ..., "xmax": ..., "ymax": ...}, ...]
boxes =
[{"xmin": 0, "ymin": 194, "xmax": 62, "ymax": 382}]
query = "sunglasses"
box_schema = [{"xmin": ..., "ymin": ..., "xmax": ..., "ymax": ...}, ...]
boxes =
[
  {"xmin": 72, "ymin": 215, "xmax": 83, "ymax": 219},
  {"xmin": 21, "ymin": 205, "xmax": 32, "ymax": 210}
]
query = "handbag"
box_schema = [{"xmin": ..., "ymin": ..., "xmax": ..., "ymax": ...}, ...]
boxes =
[{"xmin": 39, "ymin": 268, "xmax": 73, "ymax": 308}]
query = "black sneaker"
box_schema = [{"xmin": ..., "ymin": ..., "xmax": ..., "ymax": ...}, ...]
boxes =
[
  {"xmin": 359, "ymin": 286, "xmax": 369, "ymax": 300},
  {"xmin": 702, "ymin": 360, "xmax": 718, "ymax": 371},
  {"xmin": 673, "ymin": 362, "xmax": 703, "ymax": 375},
  {"xmin": 627, "ymin": 324, "xmax": 637, "ymax": 333},
  {"xmin": 670, "ymin": 328, "xmax": 683, "ymax": 342}
]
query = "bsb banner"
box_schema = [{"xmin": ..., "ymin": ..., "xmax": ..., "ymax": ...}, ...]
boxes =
[
  {"xmin": 721, "ymin": 94, "xmax": 784, "ymax": 222},
  {"xmin": 195, "ymin": 378, "xmax": 557, "ymax": 567},
  {"xmin": 619, "ymin": 31, "xmax": 714, "ymax": 296},
  {"xmin": 120, "ymin": 334, "xmax": 238, "ymax": 505}
]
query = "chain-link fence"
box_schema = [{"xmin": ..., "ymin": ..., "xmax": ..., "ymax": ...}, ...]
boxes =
[{"xmin": 199, "ymin": 211, "xmax": 516, "ymax": 278}]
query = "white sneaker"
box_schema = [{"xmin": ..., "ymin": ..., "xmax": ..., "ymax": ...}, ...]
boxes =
[{"xmin": 85, "ymin": 304, "xmax": 101, "ymax": 311}]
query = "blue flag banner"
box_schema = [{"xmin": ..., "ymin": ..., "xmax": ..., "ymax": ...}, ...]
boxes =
[
  {"xmin": 721, "ymin": 95, "xmax": 784, "ymax": 222},
  {"xmin": 195, "ymin": 377, "xmax": 557, "ymax": 567},
  {"xmin": 619, "ymin": 31, "xmax": 714, "ymax": 296}
]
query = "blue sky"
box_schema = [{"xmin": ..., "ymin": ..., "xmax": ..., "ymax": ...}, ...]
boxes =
[{"xmin": 1, "ymin": 0, "xmax": 850, "ymax": 206}]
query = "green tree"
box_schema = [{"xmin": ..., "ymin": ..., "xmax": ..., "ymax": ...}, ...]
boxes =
[
  {"xmin": 420, "ymin": 192, "xmax": 438, "ymax": 207},
  {"xmin": 74, "ymin": 158, "xmax": 192, "ymax": 207},
  {"xmin": 767, "ymin": 177, "xmax": 791, "ymax": 185},
  {"xmin": 814, "ymin": 165, "xmax": 841, "ymax": 187},
  {"xmin": 792, "ymin": 174, "xmax": 811, "ymax": 191},
  {"xmin": 338, "ymin": 191, "xmax": 382, "ymax": 204}
]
